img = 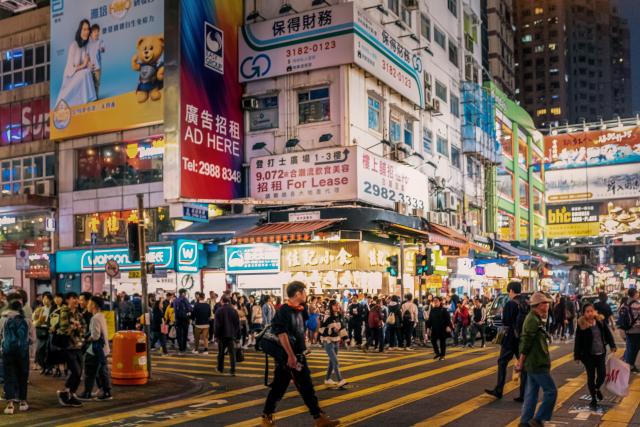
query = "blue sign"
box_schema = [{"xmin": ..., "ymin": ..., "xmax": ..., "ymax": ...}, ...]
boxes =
[
  {"xmin": 176, "ymin": 240, "xmax": 202, "ymax": 273},
  {"xmin": 56, "ymin": 245, "xmax": 174, "ymax": 273},
  {"xmin": 183, "ymin": 203, "xmax": 209, "ymax": 223},
  {"xmin": 225, "ymin": 244, "xmax": 281, "ymax": 274}
]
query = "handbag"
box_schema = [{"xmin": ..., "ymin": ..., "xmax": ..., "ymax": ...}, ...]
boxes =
[
  {"xmin": 605, "ymin": 355, "xmax": 630, "ymax": 397},
  {"xmin": 168, "ymin": 325, "xmax": 177, "ymax": 339},
  {"xmin": 235, "ymin": 347, "xmax": 245, "ymax": 363}
]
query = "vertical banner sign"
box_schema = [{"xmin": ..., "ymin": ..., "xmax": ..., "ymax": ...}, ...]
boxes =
[
  {"xmin": 50, "ymin": 0, "xmax": 164, "ymax": 139},
  {"xmin": 164, "ymin": 0, "xmax": 244, "ymax": 201}
]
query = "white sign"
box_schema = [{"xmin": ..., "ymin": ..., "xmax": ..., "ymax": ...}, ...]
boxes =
[
  {"xmin": 545, "ymin": 163, "xmax": 640, "ymax": 203},
  {"xmin": 455, "ymin": 258, "xmax": 476, "ymax": 276},
  {"xmin": 105, "ymin": 259, "xmax": 120, "ymax": 278},
  {"xmin": 483, "ymin": 263, "xmax": 509, "ymax": 279},
  {"xmin": 45, "ymin": 217, "xmax": 56, "ymax": 232},
  {"xmin": 289, "ymin": 211, "xmax": 321, "ymax": 222},
  {"xmin": 239, "ymin": 3, "xmax": 424, "ymax": 107},
  {"xmin": 16, "ymin": 249, "xmax": 29, "ymax": 271},
  {"xmin": 0, "ymin": 216, "xmax": 16, "ymax": 226}
]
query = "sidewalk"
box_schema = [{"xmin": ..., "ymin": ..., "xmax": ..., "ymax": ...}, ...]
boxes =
[{"xmin": 2, "ymin": 364, "xmax": 209, "ymax": 427}]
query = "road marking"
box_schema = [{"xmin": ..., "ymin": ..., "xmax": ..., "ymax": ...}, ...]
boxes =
[
  {"xmin": 599, "ymin": 375, "xmax": 640, "ymax": 427},
  {"xmin": 57, "ymin": 349, "xmax": 431, "ymax": 427},
  {"xmin": 505, "ymin": 373, "xmax": 588, "ymax": 427},
  {"xmin": 153, "ymin": 358, "xmax": 328, "ymax": 370},
  {"xmin": 415, "ymin": 347, "xmax": 569, "ymax": 427},
  {"xmin": 153, "ymin": 367, "xmax": 263, "ymax": 379},
  {"xmin": 225, "ymin": 350, "xmax": 500, "ymax": 427}
]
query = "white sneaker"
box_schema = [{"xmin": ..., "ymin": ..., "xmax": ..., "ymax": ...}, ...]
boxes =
[
  {"xmin": 336, "ymin": 379, "xmax": 347, "ymax": 387},
  {"xmin": 192, "ymin": 349, "xmax": 199, "ymax": 354},
  {"xmin": 4, "ymin": 403, "xmax": 14, "ymax": 415},
  {"xmin": 324, "ymin": 379, "xmax": 337, "ymax": 386},
  {"xmin": 18, "ymin": 401, "xmax": 28, "ymax": 411}
]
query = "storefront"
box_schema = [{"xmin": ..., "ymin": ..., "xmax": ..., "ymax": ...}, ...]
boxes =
[
  {"xmin": 224, "ymin": 243, "xmax": 283, "ymax": 296},
  {"xmin": 55, "ymin": 240, "xmax": 205, "ymax": 297}
]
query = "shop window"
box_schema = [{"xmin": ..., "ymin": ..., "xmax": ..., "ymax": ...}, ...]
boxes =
[
  {"xmin": 74, "ymin": 207, "xmax": 173, "ymax": 246},
  {"xmin": 497, "ymin": 117, "xmax": 513, "ymax": 159},
  {"xmin": 1, "ymin": 43, "xmax": 50, "ymax": 92},
  {"xmin": 497, "ymin": 167, "xmax": 513, "ymax": 199},
  {"xmin": 403, "ymin": 120, "xmax": 413, "ymax": 148},
  {"xmin": 517, "ymin": 131, "xmax": 528, "ymax": 168},
  {"xmin": 368, "ymin": 96, "xmax": 381, "ymax": 132},
  {"xmin": 532, "ymin": 153, "xmax": 543, "ymax": 181},
  {"xmin": 0, "ymin": 212, "xmax": 51, "ymax": 255},
  {"xmin": 497, "ymin": 211, "xmax": 515, "ymax": 241},
  {"xmin": 298, "ymin": 87, "xmax": 330, "ymax": 124},
  {"xmin": 75, "ymin": 137, "xmax": 164, "ymax": 191},
  {"xmin": 437, "ymin": 135, "xmax": 449, "ymax": 157},
  {"xmin": 249, "ymin": 95, "xmax": 278, "ymax": 131},
  {"xmin": 519, "ymin": 178, "xmax": 529, "ymax": 209},
  {"xmin": 533, "ymin": 188, "xmax": 543, "ymax": 215}
]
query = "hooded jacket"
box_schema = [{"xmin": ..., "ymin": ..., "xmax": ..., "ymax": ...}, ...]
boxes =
[
  {"xmin": 0, "ymin": 309, "xmax": 35, "ymax": 350},
  {"xmin": 574, "ymin": 314, "xmax": 615, "ymax": 361}
]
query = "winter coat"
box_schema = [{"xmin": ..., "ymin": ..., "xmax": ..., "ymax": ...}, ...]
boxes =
[
  {"xmin": 427, "ymin": 306, "xmax": 452, "ymax": 338},
  {"xmin": 214, "ymin": 303, "xmax": 240, "ymax": 340},
  {"xmin": 574, "ymin": 314, "xmax": 615, "ymax": 362}
]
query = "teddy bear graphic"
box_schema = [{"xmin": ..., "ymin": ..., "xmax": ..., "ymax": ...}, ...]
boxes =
[{"xmin": 131, "ymin": 34, "xmax": 164, "ymax": 103}]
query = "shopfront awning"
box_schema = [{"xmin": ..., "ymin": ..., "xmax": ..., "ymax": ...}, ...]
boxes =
[
  {"xmin": 494, "ymin": 240, "xmax": 532, "ymax": 258},
  {"xmin": 427, "ymin": 232, "xmax": 467, "ymax": 249},
  {"xmin": 426, "ymin": 222, "xmax": 490, "ymax": 253},
  {"xmin": 162, "ymin": 214, "xmax": 263, "ymax": 242},
  {"xmin": 231, "ymin": 219, "xmax": 344, "ymax": 244},
  {"xmin": 510, "ymin": 241, "xmax": 567, "ymax": 265}
]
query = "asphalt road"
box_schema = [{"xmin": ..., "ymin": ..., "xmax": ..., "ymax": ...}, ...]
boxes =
[{"xmin": 39, "ymin": 338, "xmax": 640, "ymax": 427}]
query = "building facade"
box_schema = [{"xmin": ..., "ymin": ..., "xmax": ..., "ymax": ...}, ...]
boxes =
[
  {"xmin": 513, "ymin": 0, "xmax": 632, "ymax": 128},
  {"xmin": 483, "ymin": 0, "xmax": 516, "ymax": 98}
]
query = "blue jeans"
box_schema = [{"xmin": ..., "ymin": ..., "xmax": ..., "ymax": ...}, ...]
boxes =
[
  {"xmin": 324, "ymin": 342, "xmax": 342, "ymax": 381},
  {"xmin": 521, "ymin": 371, "xmax": 558, "ymax": 424},
  {"xmin": 625, "ymin": 333, "xmax": 640, "ymax": 368}
]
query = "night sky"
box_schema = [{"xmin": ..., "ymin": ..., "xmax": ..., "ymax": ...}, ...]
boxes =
[{"xmin": 617, "ymin": 0, "xmax": 640, "ymax": 115}]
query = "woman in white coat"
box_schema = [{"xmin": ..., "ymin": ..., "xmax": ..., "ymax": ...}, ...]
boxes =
[{"xmin": 55, "ymin": 19, "xmax": 97, "ymax": 107}]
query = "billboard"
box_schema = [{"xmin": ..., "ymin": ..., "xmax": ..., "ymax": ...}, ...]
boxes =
[
  {"xmin": 0, "ymin": 97, "xmax": 49, "ymax": 144},
  {"xmin": 545, "ymin": 163, "xmax": 640, "ymax": 203},
  {"xmin": 163, "ymin": 0, "xmax": 244, "ymax": 201},
  {"xmin": 249, "ymin": 146, "xmax": 429, "ymax": 214},
  {"xmin": 544, "ymin": 126, "xmax": 640, "ymax": 170},
  {"xmin": 239, "ymin": 3, "xmax": 424, "ymax": 107},
  {"xmin": 225, "ymin": 244, "xmax": 281, "ymax": 274},
  {"xmin": 50, "ymin": 0, "xmax": 164, "ymax": 139},
  {"xmin": 546, "ymin": 198, "xmax": 640, "ymax": 238}
]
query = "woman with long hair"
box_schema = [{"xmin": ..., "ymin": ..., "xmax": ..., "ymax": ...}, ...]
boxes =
[
  {"xmin": 150, "ymin": 297, "xmax": 168, "ymax": 355},
  {"xmin": 319, "ymin": 300, "xmax": 348, "ymax": 387},
  {"xmin": 55, "ymin": 19, "xmax": 97, "ymax": 107}
]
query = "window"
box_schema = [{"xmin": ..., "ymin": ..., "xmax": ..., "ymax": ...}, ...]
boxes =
[
  {"xmin": 550, "ymin": 107, "xmax": 561, "ymax": 115},
  {"xmin": 533, "ymin": 188, "xmax": 543, "ymax": 215},
  {"xmin": 390, "ymin": 116, "xmax": 402, "ymax": 142},
  {"xmin": 467, "ymin": 157, "xmax": 475, "ymax": 177},
  {"xmin": 536, "ymin": 108, "xmax": 547, "ymax": 117},
  {"xmin": 497, "ymin": 211, "xmax": 515, "ymax": 241},
  {"xmin": 497, "ymin": 167, "xmax": 513, "ymax": 199},
  {"xmin": 534, "ymin": 7, "xmax": 544, "ymax": 15},
  {"xmin": 1, "ymin": 43, "xmax": 50, "ymax": 91},
  {"xmin": 0, "ymin": 212, "xmax": 51, "ymax": 255},
  {"xmin": 521, "ymin": 34, "xmax": 532, "ymax": 43},
  {"xmin": 75, "ymin": 207, "xmax": 173, "ymax": 246},
  {"xmin": 423, "ymin": 128, "xmax": 433, "ymax": 153},
  {"xmin": 249, "ymin": 95, "xmax": 278, "ymax": 131},
  {"xmin": 534, "ymin": 45, "xmax": 544, "ymax": 53},
  {"xmin": 496, "ymin": 117, "xmax": 513, "ymax": 158},
  {"xmin": 451, "ymin": 146, "xmax": 460, "ymax": 168},
  {"xmin": 517, "ymin": 132, "xmax": 528, "ymax": 168},
  {"xmin": 532, "ymin": 153, "xmax": 543, "ymax": 181},
  {"xmin": 388, "ymin": 0, "xmax": 399, "ymax": 15},
  {"xmin": 400, "ymin": 1, "xmax": 412, "ymax": 26},
  {"xmin": 548, "ymin": 43, "xmax": 557, "ymax": 51},
  {"xmin": 448, "ymin": 41, "xmax": 458, "ymax": 67},
  {"xmin": 436, "ymin": 135, "xmax": 449, "ymax": 157},
  {"xmin": 298, "ymin": 87, "xmax": 330, "ymax": 124},
  {"xmin": 519, "ymin": 179, "xmax": 529, "ymax": 209},
  {"xmin": 434, "ymin": 26, "xmax": 446, "ymax": 49},
  {"xmin": 1, "ymin": 153, "xmax": 55, "ymax": 197},
  {"xmin": 75, "ymin": 137, "xmax": 164, "ymax": 190},
  {"xmin": 0, "ymin": 96, "xmax": 50, "ymax": 145},
  {"xmin": 435, "ymin": 80, "xmax": 447, "ymax": 102},
  {"xmin": 403, "ymin": 120, "xmax": 413, "ymax": 148},
  {"xmin": 421, "ymin": 14, "xmax": 431, "ymax": 40},
  {"xmin": 448, "ymin": 0, "xmax": 457, "ymax": 17},
  {"xmin": 367, "ymin": 96, "xmax": 381, "ymax": 132},
  {"xmin": 450, "ymin": 94, "xmax": 459, "ymax": 117}
]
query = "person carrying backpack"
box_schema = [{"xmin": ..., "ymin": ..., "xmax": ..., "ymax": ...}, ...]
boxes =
[
  {"xmin": 621, "ymin": 288, "xmax": 640, "ymax": 372},
  {"xmin": 400, "ymin": 293, "xmax": 418, "ymax": 350},
  {"xmin": 366, "ymin": 298, "xmax": 385, "ymax": 352},
  {"xmin": 0, "ymin": 299, "xmax": 32, "ymax": 414},
  {"xmin": 485, "ymin": 281, "xmax": 527, "ymax": 402},
  {"xmin": 173, "ymin": 288, "xmax": 192, "ymax": 355},
  {"xmin": 386, "ymin": 295, "xmax": 402, "ymax": 350}
]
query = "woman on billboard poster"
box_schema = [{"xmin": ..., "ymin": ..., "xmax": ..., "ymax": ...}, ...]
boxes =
[{"xmin": 55, "ymin": 19, "xmax": 97, "ymax": 108}]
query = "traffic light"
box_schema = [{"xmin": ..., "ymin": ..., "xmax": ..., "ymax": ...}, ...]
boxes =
[
  {"xmin": 127, "ymin": 222, "xmax": 140, "ymax": 262},
  {"xmin": 386, "ymin": 255, "xmax": 399, "ymax": 277},
  {"xmin": 415, "ymin": 249, "xmax": 434, "ymax": 275}
]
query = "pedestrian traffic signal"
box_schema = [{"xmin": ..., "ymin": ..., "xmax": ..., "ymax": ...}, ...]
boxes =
[
  {"xmin": 127, "ymin": 222, "xmax": 140, "ymax": 262},
  {"xmin": 386, "ymin": 255, "xmax": 399, "ymax": 277}
]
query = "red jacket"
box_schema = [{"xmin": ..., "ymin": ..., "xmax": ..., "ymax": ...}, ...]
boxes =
[{"xmin": 454, "ymin": 305, "xmax": 471, "ymax": 327}]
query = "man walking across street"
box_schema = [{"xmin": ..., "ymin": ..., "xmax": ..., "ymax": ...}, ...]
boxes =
[
  {"xmin": 401, "ymin": 293, "xmax": 418, "ymax": 350},
  {"xmin": 261, "ymin": 281, "xmax": 338, "ymax": 427},
  {"xmin": 214, "ymin": 295, "xmax": 240, "ymax": 375},
  {"xmin": 347, "ymin": 295, "xmax": 365, "ymax": 347},
  {"xmin": 78, "ymin": 296, "xmax": 112, "ymax": 401},
  {"xmin": 470, "ymin": 298, "xmax": 487, "ymax": 348},
  {"xmin": 192, "ymin": 293, "xmax": 211, "ymax": 354},
  {"xmin": 485, "ymin": 281, "xmax": 527, "ymax": 401},
  {"xmin": 517, "ymin": 292, "xmax": 557, "ymax": 427},
  {"xmin": 173, "ymin": 289, "xmax": 192, "ymax": 355},
  {"xmin": 426, "ymin": 296, "xmax": 452, "ymax": 360}
]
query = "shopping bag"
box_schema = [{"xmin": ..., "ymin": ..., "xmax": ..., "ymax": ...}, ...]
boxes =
[
  {"xmin": 605, "ymin": 355, "xmax": 630, "ymax": 397},
  {"xmin": 161, "ymin": 323, "xmax": 169, "ymax": 335},
  {"xmin": 512, "ymin": 365, "xmax": 520, "ymax": 386}
]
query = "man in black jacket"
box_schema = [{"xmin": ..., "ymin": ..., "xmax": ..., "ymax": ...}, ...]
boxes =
[
  {"xmin": 214, "ymin": 295, "xmax": 240, "ymax": 375},
  {"xmin": 347, "ymin": 295, "xmax": 365, "ymax": 347},
  {"xmin": 485, "ymin": 281, "xmax": 528, "ymax": 401}
]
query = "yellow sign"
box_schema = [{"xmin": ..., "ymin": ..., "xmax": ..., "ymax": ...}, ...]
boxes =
[
  {"xmin": 282, "ymin": 242, "xmax": 400, "ymax": 273},
  {"xmin": 104, "ymin": 310, "xmax": 116, "ymax": 341},
  {"xmin": 128, "ymin": 270, "xmax": 142, "ymax": 279},
  {"xmin": 547, "ymin": 222, "xmax": 600, "ymax": 238}
]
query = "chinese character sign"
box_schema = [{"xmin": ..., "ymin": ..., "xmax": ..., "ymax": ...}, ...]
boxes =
[
  {"xmin": 172, "ymin": 0, "xmax": 244, "ymax": 200},
  {"xmin": 50, "ymin": 0, "xmax": 164, "ymax": 139}
]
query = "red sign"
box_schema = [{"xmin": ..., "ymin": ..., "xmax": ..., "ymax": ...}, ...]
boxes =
[{"xmin": 0, "ymin": 96, "xmax": 50, "ymax": 145}]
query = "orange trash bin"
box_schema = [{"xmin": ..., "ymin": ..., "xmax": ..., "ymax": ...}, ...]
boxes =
[{"xmin": 111, "ymin": 330, "xmax": 149, "ymax": 385}]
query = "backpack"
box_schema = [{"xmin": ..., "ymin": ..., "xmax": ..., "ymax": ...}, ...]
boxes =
[
  {"xmin": 368, "ymin": 309, "xmax": 382, "ymax": 329},
  {"xmin": 387, "ymin": 311, "xmax": 396, "ymax": 326},
  {"xmin": 402, "ymin": 307, "xmax": 412, "ymax": 324},
  {"xmin": 122, "ymin": 302, "xmax": 135, "ymax": 322},
  {"xmin": 2, "ymin": 315, "xmax": 28, "ymax": 354},
  {"xmin": 617, "ymin": 304, "xmax": 636, "ymax": 331},
  {"xmin": 174, "ymin": 298, "xmax": 189, "ymax": 321},
  {"xmin": 515, "ymin": 296, "xmax": 530, "ymax": 338}
]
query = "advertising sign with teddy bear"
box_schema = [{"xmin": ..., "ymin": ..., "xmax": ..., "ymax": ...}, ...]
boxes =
[{"xmin": 50, "ymin": 0, "xmax": 164, "ymax": 140}]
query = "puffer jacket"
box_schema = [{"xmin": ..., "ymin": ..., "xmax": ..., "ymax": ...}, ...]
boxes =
[{"xmin": 574, "ymin": 314, "xmax": 615, "ymax": 361}]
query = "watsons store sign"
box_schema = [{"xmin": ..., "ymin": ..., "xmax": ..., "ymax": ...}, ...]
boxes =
[{"xmin": 56, "ymin": 246, "xmax": 174, "ymax": 273}]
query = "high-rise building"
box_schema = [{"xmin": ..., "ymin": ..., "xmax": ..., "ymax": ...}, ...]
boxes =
[
  {"xmin": 483, "ymin": 0, "xmax": 516, "ymax": 97},
  {"xmin": 513, "ymin": 0, "xmax": 632, "ymax": 128}
]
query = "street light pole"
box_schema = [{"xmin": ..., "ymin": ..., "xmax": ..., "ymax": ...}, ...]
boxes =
[
  {"xmin": 137, "ymin": 194, "xmax": 151, "ymax": 379},
  {"xmin": 399, "ymin": 239, "xmax": 405, "ymax": 298}
]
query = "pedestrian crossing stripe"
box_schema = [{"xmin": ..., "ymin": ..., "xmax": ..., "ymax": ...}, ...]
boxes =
[{"xmin": 599, "ymin": 376, "xmax": 640, "ymax": 426}]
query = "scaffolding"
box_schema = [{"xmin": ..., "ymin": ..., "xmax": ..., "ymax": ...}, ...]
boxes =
[{"xmin": 461, "ymin": 82, "xmax": 499, "ymax": 165}]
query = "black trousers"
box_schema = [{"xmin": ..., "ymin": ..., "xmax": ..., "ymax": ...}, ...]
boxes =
[
  {"xmin": 217, "ymin": 337, "xmax": 236, "ymax": 373},
  {"xmin": 431, "ymin": 335, "xmax": 447, "ymax": 357},
  {"xmin": 402, "ymin": 322, "xmax": 414, "ymax": 348},
  {"xmin": 64, "ymin": 349, "xmax": 83, "ymax": 394},
  {"xmin": 349, "ymin": 320, "xmax": 363, "ymax": 345},
  {"xmin": 263, "ymin": 356, "xmax": 320, "ymax": 417},
  {"xmin": 470, "ymin": 323, "xmax": 486, "ymax": 346},
  {"xmin": 175, "ymin": 319, "xmax": 189, "ymax": 352},
  {"xmin": 84, "ymin": 352, "xmax": 111, "ymax": 394},
  {"xmin": 582, "ymin": 354, "xmax": 606, "ymax": 398},
  {"xmin": 209, "ymin": 319, "xmax": 215, "ymax": 341},
  {"xmin": 3, "ymin": 352, "xmax": 29, "ymax": 401},
  {"xmin": 495, "ymin": 343, "xmax": 527, "ymax": 397},
  {"xmin": 366, "ymin": 327, "xmax": 384, "ymax": 352}
]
